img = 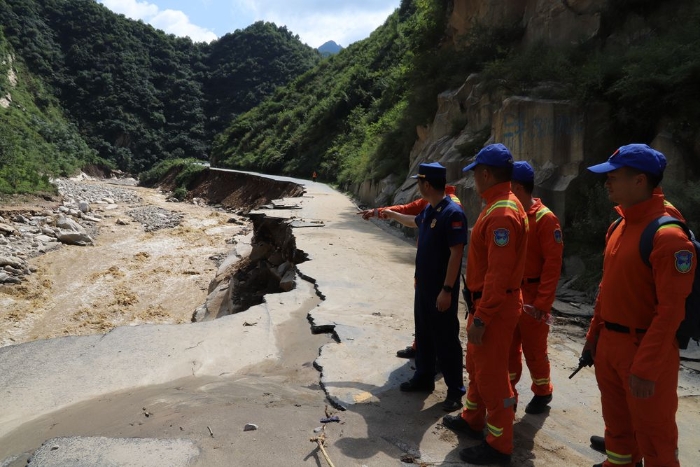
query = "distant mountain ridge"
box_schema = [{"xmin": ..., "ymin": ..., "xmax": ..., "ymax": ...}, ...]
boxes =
[
  {"xmin": 317, "ymin": 40, "xmax": 342, "ymax": 56},
  {"xmin": 0, "ymin": 0, "xmax": 321, "ymax": 191}
]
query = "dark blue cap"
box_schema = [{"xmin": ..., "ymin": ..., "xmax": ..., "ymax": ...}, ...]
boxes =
[
  {"xmin": 411, "ymin": 162, "xmax": 446, "ymax": 180},
  {"xmin": 587, "ymin": 144, "xmax": 665, "ymax": 177},
  {"xmin": 512, "ymin": 161, "xmax": 534, "ymax": 184},
  {"xmin": 462, "ymin": 143, "xmax": 514, "ymax": 172}
]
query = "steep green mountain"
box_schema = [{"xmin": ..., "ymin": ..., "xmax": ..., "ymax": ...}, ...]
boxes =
[
  {"xmin": 0, "ymin": 0, "xmax": 320, "ymax": 190},
  {"xmin": 213, "ymin": 0, "xmax": 700, "ymax": 190},
  {"xmin": 0, "ymin": 28, "xmax": 97, "ymax": 193},
  {"xmin": 318, "ymin": 41, "xmax": 342, "ymax": 57},
  {"xmin": 204, "ymin": 22, "xmax": 321, "ymax": 138},
  {"xmin": 213, "ymin": 1, "xmax": 488, "ymax": 184}
]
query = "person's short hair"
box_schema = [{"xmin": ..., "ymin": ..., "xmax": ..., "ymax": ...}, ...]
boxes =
[
  {"xmin": 624, "ymin": 166, "xmax": 663, "ymax": 189},
  {"xmin": 513, "ymin": 180, "xmax": 535, "ymax": 194},
  {"xmin": 488, "ymin": 165, "xmax": 513, "ymax": 184},
  {"xmin": 424, "ymin": 177, "xmax": 446, "ymax": 192}
]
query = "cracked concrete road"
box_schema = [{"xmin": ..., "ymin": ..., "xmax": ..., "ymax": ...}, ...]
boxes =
[{"xmin": 0, "ymin": 172, "xmax": 698, "ymax": 466}]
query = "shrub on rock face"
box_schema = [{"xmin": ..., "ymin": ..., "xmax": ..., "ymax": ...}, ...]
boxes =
[{"xmin": 173, "ymin": 187, "xmax": 187, "ymax": 201}]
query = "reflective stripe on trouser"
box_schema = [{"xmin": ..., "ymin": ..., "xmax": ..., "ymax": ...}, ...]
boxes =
[
  {"xmin": 508, "ymin": 284, "xmax": 553, "ymax": 399},
  {"xmin": 596, "ymin": 327, "xmax": 680, "ymax": 467},
  {"xmin": 508, "ymin": 310, "xmax": 553, "ymax": 399},
  {"xmin": 462, "ymin": 294, "xmax": 521, "ymax": 455}
]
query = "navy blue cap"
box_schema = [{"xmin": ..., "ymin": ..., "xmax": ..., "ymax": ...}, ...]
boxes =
[
  {"xmin": 587, "ymin": 144, "xmax": 665, "ymax": 177},
  {"xmin": 512, "ymin": 161, "xmax": 534, "ymax": 184},
  {"xmin": 462, "ymin": 143, "xmax": 514, "ymax": 172},
  {"xmin": 411, "ymin": 162, "xmax": 446, "ymax": 180}
]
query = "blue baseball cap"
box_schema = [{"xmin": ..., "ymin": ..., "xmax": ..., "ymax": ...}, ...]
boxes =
[
  {"xmin": 411, "ymin": 162, "xmax": 446, "ymax": 180},
  {"xmin": 587, "ymin": 144, "xmax": 665, "ymax": 177},
  {"xmin": 462, "ymin": 143, "xmax": 514, "ymax": 172},
  {"xmin": 512, "ymin": 161, "xmax": 534, "ymax": 184}
]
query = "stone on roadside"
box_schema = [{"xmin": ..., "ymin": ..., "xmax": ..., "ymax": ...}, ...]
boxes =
[
  {"xmin": 78, "ymin": 201, "xmax": 90, "ymax": 213},
  {"xmin": 279, "ymin": 269, "xmax": 296, "ymax": 292},
  {"xmin": 243, "ymin": 423, "xmax": 258, "ymax": 432},
  {"xmin": 0, "ymin": 272, "xmax": 21, "ymax": 284},
  {"xmin": 116, "ymin": 218, "xmax": 130, "ymax": 225},
  {"xmin": 57, "ymin": 231, "xmax": 94, "ymax": 246},
  {"xmin": 0, "ymin": 223, "xmax": 18, "ymax": 236},
  {"xmin": 0, "ymin": 255, "xmax": 25, "ymax": 269},
  {"xmin": 56, "ymin": 215, "xmax": 85, "ymax": 233}
]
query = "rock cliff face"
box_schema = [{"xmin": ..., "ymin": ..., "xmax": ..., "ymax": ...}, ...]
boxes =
[
  {"xmin": 359, "ymin": 0, "xmax": 691, "ymax": 227},
  {"xmin": 448, "ymin": 0, "xmax": 604, "ymax": 47}
]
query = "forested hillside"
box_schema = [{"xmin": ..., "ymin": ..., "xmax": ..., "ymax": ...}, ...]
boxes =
[
  {"xmin": 0, "ymin": 0, "xmax": 320, "ymax": 192},
  {"xmin": 213, "ymin": 0, "xmax": 700, "ymax": 189},
  {"xmin": 0, "ymin": 28, "xmax": 97, "ymax": 193},
  {"xmin": 212, "ymin": 1, "xmax": 480, "ymax": 184}
]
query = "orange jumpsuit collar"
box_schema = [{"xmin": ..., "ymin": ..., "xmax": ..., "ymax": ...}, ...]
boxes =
[
  {"xmin": 614, "ymin": 196, "xmax": 665, "ymax": 224},
  {"xmin": 481, "ymin": 181, "xmax": 512, "ymax": 203}
]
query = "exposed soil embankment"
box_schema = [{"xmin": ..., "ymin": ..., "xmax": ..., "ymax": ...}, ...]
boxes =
[
  {"xmin": 183, "ymin": 168, "xmax": 305, "ymax": 212},
  {"xmin": 177, "ymin": 169, "xmax": 313, "ymax": 320}
]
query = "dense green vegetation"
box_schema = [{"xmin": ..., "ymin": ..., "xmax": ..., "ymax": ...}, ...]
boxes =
[
  {"xmin": 214, "ymin": 0, "xmax": 700, "ymax": 190},
  {"xmin": 212, "ymin": 0, "xmax": 520, "ymax": 185},
  {"xmin": 139, "ymin": 158, "xmax": 207, "ymax": 200},
  {"xmin": 0, "ymin": 28, "xmax": 98, "ymax": 193},
  {"xmin": 0, "ymin": 0, "xmax": 320, "ymax": 192}
]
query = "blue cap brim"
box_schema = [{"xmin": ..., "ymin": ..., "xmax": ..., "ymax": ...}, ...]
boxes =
[
  {"xmin": 587, "ymin": 161, "xmax": 622, "ymax": 174},
  {"xmin": 462, "ymin": 161, "xmax": 478, "ymax": 172}
]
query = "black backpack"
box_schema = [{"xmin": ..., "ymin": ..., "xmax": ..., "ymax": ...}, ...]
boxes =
[{"xmin": 609, "ymin": 216, "xmax": 700, "ymax": 349}]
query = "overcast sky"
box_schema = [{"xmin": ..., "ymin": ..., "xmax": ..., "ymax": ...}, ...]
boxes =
[{"xmin": 97, "ymin": 0, "xmax": 401, "ymax": 48}]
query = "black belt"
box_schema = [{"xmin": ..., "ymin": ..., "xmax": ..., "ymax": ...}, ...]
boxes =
[
  {"xmin": 604, "ymin": 321, "xmax": 647, "ymax": 335},
  {"xmin": 523, "ymin": 277, "xmax": 540, "ymax": 284},
  {"xmin": 465, "ymin": 289, "xmax": 518, "ymax": 314}
]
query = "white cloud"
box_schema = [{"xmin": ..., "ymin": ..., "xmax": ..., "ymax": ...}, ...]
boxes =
[
  {"xmin": 98, "ymin": 0, "xmax": 217, "ymax": 43},
  {"xmin": 101, "ymin": 0, "xmax": 158, "ymax": 19},
  {"xmin": 99, "ymin": 0, "xmax": 400, "ymax": 46},
  {"xmin": 230, "ymin": 0, "xmax": 398, "ymax": 47},
  {"xmin": 151, "ymin": 10, "xmax": 218, "ymax": 42}
]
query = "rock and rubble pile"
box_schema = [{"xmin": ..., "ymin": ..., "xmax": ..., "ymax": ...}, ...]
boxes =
[
  {"xmin": 0, "ymin": 179, "xmax": 143, "ymax": 285},
  {"xmin": 126, "ymin": 206, "xmax": 183, "ymax": 232}
]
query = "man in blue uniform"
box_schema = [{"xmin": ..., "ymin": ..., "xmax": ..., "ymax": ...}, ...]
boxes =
[{"xmin": 383, "ymin": 162, "xmax": 468, "ymax": 411}]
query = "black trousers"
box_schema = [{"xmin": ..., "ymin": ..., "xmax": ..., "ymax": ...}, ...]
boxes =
[{"xmin": 413, "ymin": 285, "xmax": 465, "ymax": 399}]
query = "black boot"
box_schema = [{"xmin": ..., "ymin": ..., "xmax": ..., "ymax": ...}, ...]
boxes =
[
  {"xmin": 459, "ymin": 441, "xmax": 511, "ymax": 465},
  {"xmin": 524, "ymin": 394, "xmax": 552, "ymax": 414},
  {"xmin": 396, "ymin": 345, "xmax": 416, "ymax": 358},
  {"xmin": 399, "ymin": 378, "xmax": 434, "ymax": 393},
  {"xmin": 590, "ymin": 435, "xmax": 605, "ymax": 454},
  {"xmin": 441, "ymin": 414, "xmax": 484, "ymax": 439}
]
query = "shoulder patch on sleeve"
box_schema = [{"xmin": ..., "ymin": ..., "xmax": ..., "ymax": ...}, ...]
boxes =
[
  {"xmin": 675, "ymin": 250, "xmax": 693, "ymax": 273},
  {"xmin": 554, "ymin": 228, "xmax": 563, "ymax": 244},
  {"xmin": 493, "ymin": 228, "xmax": 510, "ymax": 247}
]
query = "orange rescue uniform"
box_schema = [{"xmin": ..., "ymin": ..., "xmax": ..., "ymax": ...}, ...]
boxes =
[
  {"xmin": 653, "ymin": 187, "xmax": 684, "ymax": 221},
  {"xmin": 460, "ymin": 181, "xmax": 528, "ymax": 455},
  {"xmin": 586, "ymin": 195, "xmax": 695, "ymax": 467},
  {"xmin": 377, "ymin": 185, "xmax": 461, "ymax": 218},
  {"xmin": 508, "ymin": 199, "xmax": 563, "ymax": 400}
]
